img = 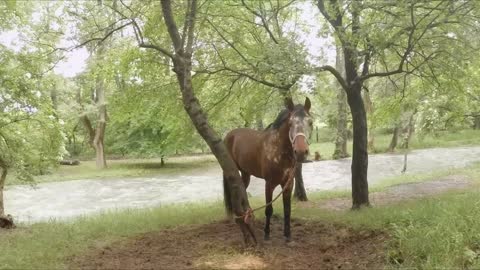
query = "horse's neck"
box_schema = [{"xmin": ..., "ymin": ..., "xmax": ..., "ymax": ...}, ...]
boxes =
[{"xmin": 269, "ymin": 122, "xmax": 293, "ymax": 155}]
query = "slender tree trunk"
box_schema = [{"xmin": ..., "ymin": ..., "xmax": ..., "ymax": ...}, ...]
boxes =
[
  {"xmin": 173, "ymin": 57, "xmax": 251, "ymax": 217},
  {"xmin": 293, "ymin": 163, "xmax": 308, "ymax": 201},
  {"xmin": 401, "ymin": 114, "xmax": 415, "ymax": 173},
  {"xmin": 93, "ymin": 73, "xmax": 107, "ymax": 169},
  {"xmin": 388, "ymin": 125, "xmax": 400, "ymax": 152},
  {"xmin": 363, "ymin": 88, "xmax": 375, "ymax": 153},
  {"xmin": 0, "ymin": 166, "xmax": 6, "ymax": 216},
  {"xmin": 0, "ymin": 165, "xmax": 13, "ymax": 228},
  {"xmin": 474, "ymin": 115, "xmax": 480, "ymax": 129},
  {"xmin": 346, "ymin": 85, "xmax": 370, "ymax": 209},
  {"xmin": 401, "ymin": 113, "xmax": 416, "ymax": 150},
  {"xmin": 333, "ymin": 43, "xmax": 349, "ymax": 159}
]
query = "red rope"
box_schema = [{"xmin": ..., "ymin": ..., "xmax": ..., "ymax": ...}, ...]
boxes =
[{"xmin": 236, "ymin": 160, "xmax": 297, "ymax": 223}]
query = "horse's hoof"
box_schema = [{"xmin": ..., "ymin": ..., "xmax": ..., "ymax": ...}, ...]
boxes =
[
  {"xmin": 285, "ymin": 236, "xmax": 292, "ymax": 243},
  {"xmin": 264, "ymin": 235, "xmax": 270, "ymax": 241}
]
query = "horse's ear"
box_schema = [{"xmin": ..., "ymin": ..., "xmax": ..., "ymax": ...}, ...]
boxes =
[
  {"xmin": 285, "ymin": 97, "xmax": 294, "ymax": 111},
  {"xmin": 304, "ymin": 97, "xmax": 311, "ymax": 113}
]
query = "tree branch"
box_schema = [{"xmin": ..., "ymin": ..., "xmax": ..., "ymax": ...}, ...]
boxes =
[
  {"xmin": 315, "ymin": 65, "xmax": 348, "ymax": 92},
  {"xmin": 241, "ymin": 0, "xmax": 279, "ymax": 44},
  {"xmin": 161, "ymin": 0, "xmax": 182, "ymax": 52},
  {"xmin": 74, "ymin": 21, "xmax": 133, "ymax": 50}
]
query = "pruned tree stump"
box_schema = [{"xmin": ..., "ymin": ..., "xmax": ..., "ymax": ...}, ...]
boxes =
[{"xmin": 0, "ymin": 214, "xmax": 15, "ymax": 229}]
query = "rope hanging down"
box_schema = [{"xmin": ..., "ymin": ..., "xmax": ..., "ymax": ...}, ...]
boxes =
[{"xmin": 236, "ymin": 159, "xmax": 297, "ymax": 224}]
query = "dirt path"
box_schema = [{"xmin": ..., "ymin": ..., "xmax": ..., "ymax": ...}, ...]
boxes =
[
  {"xmin": 316, "ymin": 175, "xmax": 473, "ymax": 211},
  {"xmin": 70, "ymin": 218, "xmax": 386, "ymax": 270},
  {"xmin": 69, "ymin": 175, "xmax": 477, "ymax": 270}
]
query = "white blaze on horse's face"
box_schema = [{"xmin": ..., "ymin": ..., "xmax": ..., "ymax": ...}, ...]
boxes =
[{"xmin": 289, "ymin": 112, "xmax": 312, "ymax": 162}]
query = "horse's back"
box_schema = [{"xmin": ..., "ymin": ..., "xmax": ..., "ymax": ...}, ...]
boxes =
[{"xmin": 224, "ymin": 128, "xmax": 264, "ymax": 177}]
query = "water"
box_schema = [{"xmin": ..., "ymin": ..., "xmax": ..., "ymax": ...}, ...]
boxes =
[{"xmin": 5, "ymin": 146, "xmax": 480, "ymax": 223}]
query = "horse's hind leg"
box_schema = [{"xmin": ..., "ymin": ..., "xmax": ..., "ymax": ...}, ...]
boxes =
[{"xmin": 264, "ymin": 181, "xmax": 274, "ymax": 240}]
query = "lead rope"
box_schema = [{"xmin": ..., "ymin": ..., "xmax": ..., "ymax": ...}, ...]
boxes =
[{"xmin": 236, "ymin": 158, "xmax": 298, "ymax": 224}]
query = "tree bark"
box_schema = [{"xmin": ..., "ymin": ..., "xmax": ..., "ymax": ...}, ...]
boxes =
[
  {"xmin": 0, "ymin": 165, "xmax": 6, "ymax": 216},
  {"xmin": 388, "ymin": 125, "xmax": 400, "ymax": 152},
  {"xmin": 293, "ymin": 163, "xmax": 308, "ymax": 201},
  {"xmin": 363, "ymin": 88, "xmax": 375, "ymax": 153},
  {"xmin": 401, "ymin": 114, "xmax": 415, "ymax": 173},
  {"xmin": 333, "ymin": 42, "xmax": 349, "ymax": 159},
  {"xmin": 79, "ymin": 48, "xmax": 108, "ymax": 169},
  {"xmin": 93, "ymin": 72, "xmax": 107, "ymax": 169},
  {"xmin": 173, "ymin": 59, "xmax": 250, "ymax": 216},
  {"xmin": 474, "ymin": 115, "xmax": 480, "ymax": 130},
  {"xmin": 346, "ymin": 85, "xmax": 370, "ymax": 209}
]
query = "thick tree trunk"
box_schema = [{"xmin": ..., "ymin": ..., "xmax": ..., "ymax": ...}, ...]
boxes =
[
  {"xmin": 293, "ymin": 163, "xmax": 308, "ymax": 201},
  {"xmin": 346, "ymin": 87, "xmax": 370, "ymax": 209},
  {"xmin": 388, "ymin": 125, "xmax": 400, "ymax": 152},
  {"xmin": 333, "ymin": 43, "xmax": 349, "ymax": 159}
]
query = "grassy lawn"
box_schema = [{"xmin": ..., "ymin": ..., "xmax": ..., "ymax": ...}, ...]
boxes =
[
  {"xmin": 309, "ymin": 129, "xmax": 480, "ymax": 159},
  {"xmin": 1, "ymin": 164, "xmax": 480, "ymax": 269},
  {"xmin": 8, "ymin": 155, "xmax": 218, "ymax": 185}
]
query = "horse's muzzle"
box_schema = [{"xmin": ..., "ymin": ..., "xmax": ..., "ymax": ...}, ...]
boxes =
[{"xmin": 294, "ymin": 149, "xmax": 309, "ymax": 162}]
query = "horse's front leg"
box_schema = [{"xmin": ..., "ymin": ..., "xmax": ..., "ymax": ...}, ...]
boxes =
[
  {"xmin": 282, "ymin": 176, "xmax": 294, "ymax": 242},
  {"xmin": 264, "ymin": 181, "xmax": 274, "ymax": 240}
]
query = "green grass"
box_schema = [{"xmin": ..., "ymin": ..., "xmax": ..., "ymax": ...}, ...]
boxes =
[
  {"xmin": 7, "ymin": 155, "xmax": 217, "ymax": 185},
  {"xmin": 310, "ymin": 129, "xmax": 480, "ymax": 159},
  {"xmin": 296, "ymin": 189, "xmax": 480, "ymax": 269},
  {"xmin": 0, "ymin": 202, "xmax": 225, "ymax": 269},
  {"xmin": 2, "ymin": 163, "xmax": 480, "ymax": 269}
]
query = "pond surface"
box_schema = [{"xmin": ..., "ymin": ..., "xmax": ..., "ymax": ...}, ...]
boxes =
[{"xmin": 5, "ymin": 146, "xmax": 480, "ymax": 223}]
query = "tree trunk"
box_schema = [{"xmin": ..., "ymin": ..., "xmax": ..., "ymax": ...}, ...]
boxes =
[
  {"xmin": 0, "ymin": 166, "xmax": 6, "ymax": 216},
  {"xmin": 401, "ymin": 114, "xmax": 415, "ymax": 173},
  {"xmin": 293, "ymin": 163, "xmax": 308, "ymax": 201},
  {"xmin": 333, "ymin": 43, "xmax": 349, "ymax": 159},
  {"xmin": 93, "ymin": 48, "xmax": 107, "ymax": 169},
  {"xmin": 346, "ymin": 86, "xmax": 370, "ymax": 209},
  {"xmin": 173, "ymin": 58, "xmax": 250, "ymax": 217},
  {"xmin": 401, "ymin": 113, "xmax": 415, "ymax": 150},
  {"xmin": 474, "ymin": 115, "xmax": 480, "ymax": 129},
  {"xmin": 363, "ymin": 89, "xmax": 375, "ymax": 153},
  {"xmin": 388, "ymin": 125, "xmax": 400, "ymax": 152}
]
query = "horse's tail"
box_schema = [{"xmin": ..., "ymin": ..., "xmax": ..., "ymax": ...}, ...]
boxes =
[{"xmin": 223, "ymin": 173, "xmax": 234, "ymax": 216}]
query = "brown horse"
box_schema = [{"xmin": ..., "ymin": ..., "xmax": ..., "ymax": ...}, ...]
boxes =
[{"xmin": 224, "ymin": 97, "xmax": 313, "ymax": 242}]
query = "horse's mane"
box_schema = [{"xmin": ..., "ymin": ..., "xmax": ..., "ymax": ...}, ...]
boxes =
[{"xmin": 265, "ymin": 105, "xmax": 306, "ymax": 130}]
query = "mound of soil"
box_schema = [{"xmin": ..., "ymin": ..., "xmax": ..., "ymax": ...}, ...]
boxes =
[{"xmin": 70, "ymin": 217, "xmax": 385, "ymax": 269}]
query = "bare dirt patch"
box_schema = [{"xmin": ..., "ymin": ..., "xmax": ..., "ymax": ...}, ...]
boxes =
[
  {"xmin": 70, "ymin": 217, "xmax": 386, "ymax": 270},
  {"xmin": 318, "ymin": 175, "xmax": 472, "ymax": 211}
]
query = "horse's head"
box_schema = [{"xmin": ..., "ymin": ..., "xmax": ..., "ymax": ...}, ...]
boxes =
[{"xmin": 285, "ymin": 97, "xmax": 313, "ymax": 162}]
